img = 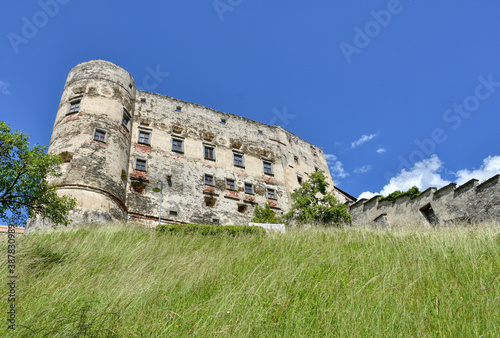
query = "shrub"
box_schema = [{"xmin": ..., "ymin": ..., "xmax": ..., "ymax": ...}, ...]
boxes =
[
  {"xmin": 251, "ymin": 203, "xmax": 280, "ymax": 224},
  {"xmin": 380, "ymin": 186, "xmax": 422, "ymax": 203},
  {"xmin": 156, "ymin": 223, "xmax": 267, "ymax": 236}
]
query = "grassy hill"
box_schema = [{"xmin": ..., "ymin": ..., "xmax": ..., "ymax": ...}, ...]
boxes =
[{"xmin": 2, "ymin": 223, "xmax": 500, "ymax": 336}]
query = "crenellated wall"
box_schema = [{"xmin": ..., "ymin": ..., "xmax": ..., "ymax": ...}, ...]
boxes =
[{"xmin": 349, "ymin": 175, "xmax": 500, "ymax": 227}]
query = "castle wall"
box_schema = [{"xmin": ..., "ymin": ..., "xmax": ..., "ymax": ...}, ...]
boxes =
[
  {"xmin": 126, "ymin": 91, "xmax": 333, "ymax": 225},
  {"xmin": 349, "ymin": 175, "xmax": 500, "ymax": 227}
]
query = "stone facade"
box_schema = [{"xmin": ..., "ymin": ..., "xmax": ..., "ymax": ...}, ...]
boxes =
[
  {"xmin": 28, "ymin": 60, "xmax": 345, "ymax": 229},
  {"xmin": 349, "ymin": 175, "xmax": 500, "ymax": 227}
]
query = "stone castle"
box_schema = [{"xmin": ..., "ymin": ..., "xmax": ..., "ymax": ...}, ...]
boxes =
[{"xmin": 28, "ymin": 60, "xmax": 349, "ymax": 228}]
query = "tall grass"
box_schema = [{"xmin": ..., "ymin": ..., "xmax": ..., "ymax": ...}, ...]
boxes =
[{"xmin": 2, "ymin": 222, "xmax": 499, "ymax": 336}]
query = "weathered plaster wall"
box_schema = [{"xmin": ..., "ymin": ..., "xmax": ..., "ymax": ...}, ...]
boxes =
[
  {"xmin": 126, "ymin": 91, "xmax": 335, "ymax": 225},
  {"xmin": 349, "ymin": 175, "xmax": 500, "ymax": 227}
]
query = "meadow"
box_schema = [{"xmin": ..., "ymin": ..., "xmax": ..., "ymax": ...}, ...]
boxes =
[{"xmin": 2, "ymin": 222, "xmax": 499, "ymax": 337}]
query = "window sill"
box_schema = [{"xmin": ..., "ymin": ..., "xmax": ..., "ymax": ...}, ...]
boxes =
[
  {"xmin": 204, "ymin": 157, "xmax": 216, "ymax": 161},
  {"xmin": 66, "ymin": 111, "xmax": 79, "ymax": 116},
  {"xmin": 234, "ymin": 165, "xmax": 245, "ymax": 169},
  {"xmin": 264, "ymin": 172, "xmax": 274, "ymax": 176},
  {"xmin": 172, "ymin": 150, "xmax": 184, "ymax": 154},
  {"xmin": 138, "ymin": 142, "xmax": 151, "ymax": 146}
]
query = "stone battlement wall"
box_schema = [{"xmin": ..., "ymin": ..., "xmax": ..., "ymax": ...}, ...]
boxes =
[{"xmin": 349, "ymin": 175, "xmax": 500, "ymax": 227}]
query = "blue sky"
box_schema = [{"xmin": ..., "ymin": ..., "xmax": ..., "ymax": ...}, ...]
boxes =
[{"xmin": 1, "ymin": 0, "xmax": 500, "ymax": 199}]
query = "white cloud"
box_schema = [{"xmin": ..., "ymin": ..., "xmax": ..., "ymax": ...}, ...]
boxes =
[
  {"xmin": 358, "ymin": 191, "xmax": 377, "ymax": 200},
  {"xmin": 0, "ymin": 81, "xmax": 10, "ymax": 95},
  {"xmin": 357, "ymin": 155, "xmax": 451, "ymax": 199},
  {"xmin": 351, "ymin": 133, "xmax": 377, "ymax": 148},
  {"xmin": 353, "ymin": 165, "xmax": 373, "ymax": 174},
  {"xmin": 376, "ymin": 148, "xmax": 387, "ymax": 154},
  {"xmin": 325, "ymin": 153, "xmax": 349, "ymax": 179},
  {"xmin": 455, "ymin": 156, "xmax": 500, "ymax": 185}
]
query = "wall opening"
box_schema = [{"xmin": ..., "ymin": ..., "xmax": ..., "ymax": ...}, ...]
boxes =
[{"xmin": 420, "ymin": 203, "xmax": 439, "ymax": 225}]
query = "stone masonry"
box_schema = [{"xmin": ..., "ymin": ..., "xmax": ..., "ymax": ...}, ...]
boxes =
[{"xmin": 27, "ymin": 60, "xmax": 347, "ymax": 229}]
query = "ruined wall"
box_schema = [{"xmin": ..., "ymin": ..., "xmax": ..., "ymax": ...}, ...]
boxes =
[
  {"xmin": 349, "ymin": 175, "xmax": 500, "ymax": 227},
  {"xmin": 126, "ymin": 91, "xmax": 334, "ymax": 226}
]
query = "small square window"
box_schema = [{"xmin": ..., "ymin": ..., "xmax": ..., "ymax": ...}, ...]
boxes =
[
  {"xmin": 226, "ymin": 179, "xmax": 235, "ymax": 190},
  {"xmin": 233, "ymin": 153, "xmax": 244, "ymax": 167},
  {"xmin": 172, "ymin": 139, "xmax": 183, "ymax": 153},
  {"xmin": 69, "ymin": 99, "xmax": 81, "ymax": 114},
  {"xmin": 94, "ymin": 129, "xmax": 106, "ymax": 143},
  {"xmin": 140, "ymin": 98, "xmax": 146, "ymax": 103},
  {"xmin": 212, "ymin": 217, "xmax": 220, "ymax": 224},
  {"xmin": 169, "ymin": 210, "xmax": 178, "ymax": 217},
  {"xmin": 263, "ymin": 161, "xmax": 273, "ymax": 174},
  {"xmin": 294, "ymin": 156, "xmax": 299, "ymax": 164},
  {"xmin": 204, "ymin": 145, "xmax": 215, "ymax": 160},
  {"xmin": 258, "ymin": 130, "xmax": 263, "ymax": 135},
  {"xmin": 238, "ymin": 204, "xmax": 247, "ymax": 213},
  {"xmin": 204, "ymin": 174, "xmax": 214, "ymax": 186},
  {"xmin": 135, "ymin": 159, "xmax": 147, "ymax": 171},
  {"xmin": 221, "ymin": 119, "xmax": 226, "ymax": 125},
  {"xmin": 176, "ymin": 106, "xmax": 182, "ymax": 112},
  {"xmin": 138, "ymin": 131, "xmax": 150, "ymax": 145},
  {"xmin": 267, "ymin": 188, "xmax": 276, "ymax": 199},
  {"xmin": 244, "ymin": 183, "xmax": 253, "ymax": 194}
]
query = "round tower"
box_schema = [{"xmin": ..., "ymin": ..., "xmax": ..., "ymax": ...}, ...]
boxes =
[{"xmin": 43, "ymin": 60, "xmax": 136, "ymax": 225}]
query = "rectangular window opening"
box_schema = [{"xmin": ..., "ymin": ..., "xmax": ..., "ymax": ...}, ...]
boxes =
[
  {"xmin": 294, "ymin": 156, "xmax": 299, "ymax": 164},
  {"xmin": 172, "ymin": 138, "xmax": 183, "ymax": 153},
  {"xmin": 258, "ymin": 130, "xmax": 263, "ymax": 135},
  {"xmin": 69, "ymin": 99, "xmax": 81, "ymax": 114},
  {"xmin": 238, "ymin": 204, "xmax": 247, "ymax": 213},
  {"xmin": 204, "ymin": 174, "xmax": 214, "ymax": 186},
  {"xmin": 221, "ymin": 118, "xmax": 226, "ymax": 125},
  {"xmin": 135, "ymin": 159, "xmax": 147, "ymax": 171},
  {"xmin": 263, "ymin": 161, "xmax": 273, "ymax": 174},
  {"xmin": 176, "ymin": 106, "xmax": 182, "ymax": 112},
  {"xmin": 267, "ymin": 188, "xmax": 276, "ymax": 200},
  {"xmin": 138, "ymin": 131, "xmax": 150, "ymax": 145},
  {"xmin": 420, "ymin": 204, "xmax": 439, "ymax": 225},
  {"xmin": 233, "ymin": 153, "xmax": 244, "ymax": 167},
  {"xmin": 94, "ymin": 129, "xmax": 106, "ymax": 143},
  {"xmin": 169, "ymin": 210, "xmax": 178, "ymax": 217},
  {"xmin": 226, "ymin": 179, "xmax": 235, "ymax": 190},
  {"xmin": 204, "ymin": 145, "xmax": 215, "ymax": 160},
  {"xmin": 122, "ymin": 108, "xmax": 131, "ymax": 131},
  {"xmin": 140, "ymin": 98, "xmax": 146, "ymax": 103},
  {"xmin": 205, "ymin": 196, "xmax": 216, "ymax": 207},
  {"xmin": 244, "ymin": 183, "xmax": 253, "ymax": 194}
]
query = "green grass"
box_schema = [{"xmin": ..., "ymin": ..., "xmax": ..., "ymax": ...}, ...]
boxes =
[{"xmin": 2, "ymin": 222, "xmax": 500, "ymax": 337}]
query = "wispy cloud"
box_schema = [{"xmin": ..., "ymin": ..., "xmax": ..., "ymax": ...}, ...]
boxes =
[
  {"xmin": 353, "ymin": 165, "xmax": 374, "ymax": 174},
  {"xmin": 351, "ymin": 133, "xmax": 378, "ymax": 148},
  {"xmin": 0, "ymin": 81, "xmax": 10, "ymax": 95},
  {"xmin": 325, "ymin": 154, "xmax": 349, "ymax": 179},
  {"xmin": 455, "ymin": 155, "xmax": 500, "ymax": 185},
  {"xmin": 376, "ymin": 148, "xmax": 386, "ymax": 154}
]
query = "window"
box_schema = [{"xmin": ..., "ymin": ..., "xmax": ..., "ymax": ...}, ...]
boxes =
[
  {"xmin": 221, "ymin": 118, "xmax": 226, "ymax": 125},
  {"xmin": 172, "ymin": 138, "xmax": 183, "ymax": 153},
  {"xmin": 94, "ymin": 129, "xmax": 106, "ymax": 143},
  {"xmin": 204, "ymin": 174, "xmax": 214, "ymax": 186},
  {"xmin": 211, "ymin": 217, "xmax": 220, "ymax": 224},
  {"xmin": 135, "ymin": 159, "xmax": 146, "ymax": 171},
  {"xmin": 122, "ymin": 108, "xmax": 131, "ymax": 131},
  {"xmin": 226, "ymin": 178, "xmax": 235, "ymax": 190},
  {"xmin": 297, "ymin": 176, "xmax": 303, "ymax": 185},
  {"xmin": 233, "ymin": 153, "xmax": 244, "ymax": 167},
  {"xmin": 204, "ymin": 145, "xmax": 215, "ymax": 160},
  {"xmin": 267, "ymin": 188, "xmax": 276, "ymax": 199},
  {"xmin": 69, "ymin": 98, "xmax": 81, "ymax": 114},
  {"xmin": 258, "ymin": 130, "xmax": 263, "ymax": 135},
  {"xmin": 169, "ymin": 210, "xmax": 178, "ymax": 217},
  {"xmin": 244, "ymin": 183, "xmax": 253, "ymax": 194},
  {"xmin": 140, "ymin": 98, "xmax": 146, "ymax": 103},
  {"xmin": 314, "ymin": 167, "xmax": 319, "ymax": 172},
  {"xmin": 176, "ymin": 106, "xmax": 182, "ymax": 112},
  {"xmin": 263, "ymin": 161, "xmax": 273, "ymax": 174},
  {"xmin": 138, "ymin": 131, "xmax": 150, "ymax": 145},
  {"xmin": 238, "ymin": 204, "xmax": 247, "ymax": 213},
  {"xmin": 294, "ymin": 156, "xmax": 299, "ymax": 164}
]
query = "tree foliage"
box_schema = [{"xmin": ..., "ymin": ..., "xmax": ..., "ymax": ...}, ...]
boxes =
[
  {"xmin": 251, "ymin": 203, "xmax": 280, "ymax": 224},
  {"xmin": 0, "ymin": 121, "xmax": 76, "ymax": 226},
  {"xmin": 283, "ymin": 170, "xmax": 351, "ymax": 226},
  {"xmin": 379, "ymin": 186, "xmax": 422, "ymax": 203}
]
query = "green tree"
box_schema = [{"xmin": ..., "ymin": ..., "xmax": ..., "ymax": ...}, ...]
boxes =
[
  {"xmin": 0, "ymin": 121, "xmax": 76, "ymax": 227},
  {"xmin": 379, "ymin": 186, "xmax": 422, "ymax": 203},
  {"xmin": 251, "ymin": 203, "xmax": 280, "ymax": 224},
  {"xmin": 283, "ymin": 170, "xmax": 351, "ymax": 226}
]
